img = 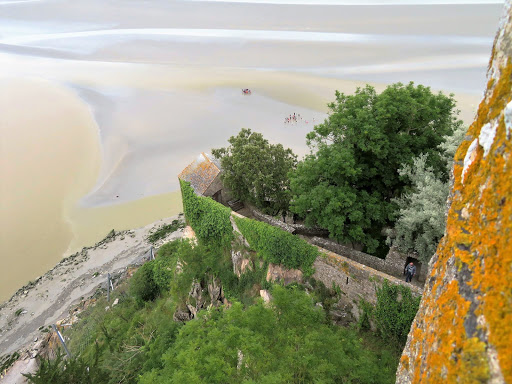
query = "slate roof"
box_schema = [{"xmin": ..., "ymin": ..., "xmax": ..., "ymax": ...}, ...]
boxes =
[{"xmin": 178, "ymin": 152, "xmax": 222, "ymax": 195}]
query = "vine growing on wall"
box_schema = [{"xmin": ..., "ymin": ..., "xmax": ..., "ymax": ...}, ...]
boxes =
[
  {"xmin": 234, "ymin": 216, "xmax": 318, "ymax": 276},
  {"xmin": 180, "ymin": 180, "xmax": 233, "ymax": 248}
]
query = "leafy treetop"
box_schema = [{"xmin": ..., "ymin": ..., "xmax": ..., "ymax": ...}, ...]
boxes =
[
  {"xmin": 290, "ymin": 82, "xmax": 462, "ymax": 254},
  {"xmin": 212, "ymin": 128, "xmax": 297, "ymax": 215}
]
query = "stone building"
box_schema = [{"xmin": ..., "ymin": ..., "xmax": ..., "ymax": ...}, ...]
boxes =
[{"xmin": 178, "ymin": 152, "xmax": 226, "ymax": 202}]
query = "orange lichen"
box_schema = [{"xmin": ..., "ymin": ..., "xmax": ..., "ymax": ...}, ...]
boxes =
[{"xmin": 397, "ymin": 29, "xmax": 512, "ymax": 383}]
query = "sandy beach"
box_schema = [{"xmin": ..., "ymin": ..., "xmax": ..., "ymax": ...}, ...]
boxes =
[
  {"xmin": 0, "ymin": 215, "xmax": 184, "ymax": 359},
  {"xmin": 0, "ymin": 0, "xmax": 505, "ymax": 301}
]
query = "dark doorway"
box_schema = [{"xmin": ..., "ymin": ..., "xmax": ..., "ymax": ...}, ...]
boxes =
[{"xmin": 212, "ymin": 190, "xmax": 222, "ymax": 203}]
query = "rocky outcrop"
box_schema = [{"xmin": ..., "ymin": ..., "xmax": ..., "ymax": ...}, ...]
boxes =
[
  {"xmin": 266, "ymin": 263, "xmax": 303, "ymax": 285},
  {"xmin": 173, "ymin": 277, "xmax": 226, "ymax": 322},
  {"xmin": 259, "ymin": 289, "xmax": 272, "ymax": 303},
  {"xmin": 396, "ymin": 3, "xmax": 512, "ymax": 383},
  {"xmin": 231, "ymin": 249, "xmax": 253, "ymax": 277}
]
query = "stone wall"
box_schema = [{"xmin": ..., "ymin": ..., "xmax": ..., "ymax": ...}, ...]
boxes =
[
  {"xmin": 311, "ymin": 237, "xmax": 394, "ymax": 276},
  {"xmin": 248, "ymin": 207, "xmax": 329, "ymax": 236},
  {"xmin": 232, "ymin": 210, "xmax": 423, "ymax": 324},
  {"xmin": 396, "ymin": 3, "xmax": 512, "ymax": 383},
  {"xmin": 311, "ymin": 237, "xmax": 427, "ymax": 283},
  {"xmin": 312, "ymin": 249, "xmax": 423, "ymax": 322},
  {"xmin": 250, "ymin": 208, "xmax": 296, "ymax": 233}
]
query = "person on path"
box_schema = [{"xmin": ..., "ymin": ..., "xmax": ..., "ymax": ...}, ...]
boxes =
[{"xmin": 404, "ymin": 262, "xmax": 416, "ymax": 282}]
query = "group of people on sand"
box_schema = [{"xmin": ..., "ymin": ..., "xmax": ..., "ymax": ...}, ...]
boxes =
[
  {"xmin": 285, "ymin": 113, "xmax": 314, "ymax": 125},
  {"xmin": 285, "ymin": 113, "xmax": 301, "ymax": 124}
]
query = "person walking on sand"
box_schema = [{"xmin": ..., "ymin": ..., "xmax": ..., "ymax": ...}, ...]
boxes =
[{"xmin": 404, "ymin": 262, "xmax": 416, "ymax": 283}]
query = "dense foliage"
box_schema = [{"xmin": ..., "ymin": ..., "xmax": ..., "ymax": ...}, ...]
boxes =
[
  {"xmin": 387, "ymin": 154, "xmax": 449, "ymax": 263},
  {"xmin": 212, "ymin": 128, "xmax": 297, "ymax": 215},
  {"xmin": 47, "ymin": 280, "xmax": 398, "ymax": 384},
  {"xmin": 289, "ymin": 83, "xmax": 462, "ymax": 254},
  {"xmin": 140, "ymin": 286, "xmax": 396, "ymax": 384},
  {"xmin": 387, "ymin": 123, "xmax": 466, "ymax": 262},
  {"xmin": 360, "ymin": 280, "xmax": 421, "ymax": 350},
  {"xmin": 180, "ymin": 180, "xmax": 233, "ymax": 248},
  {"xmin": 235, "ymin": 216, "xmax": 318, "ymax": 276},
  {"xmin": 130, "ymin": 262, "xmax": 160, "ymax": 305},
  {"xmin": 24, "ymin": 352, "xmax": 108, "ymax": 384},
  {"xmin": 27, "ymin": 237, "xmax": 403, "ymax": 384}
]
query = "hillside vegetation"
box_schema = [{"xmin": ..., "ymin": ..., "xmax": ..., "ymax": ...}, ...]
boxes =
[
  {"xmin": 24, "ymin": 180, "xmax": 421, "ymax": 383},
  {"xmin": 26, "ymin": 238, "xmax": 400, "ymax": 384}
]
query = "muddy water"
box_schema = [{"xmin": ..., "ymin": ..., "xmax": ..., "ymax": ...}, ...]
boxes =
[
  {"xmin": 0, "ymin": 78, "xmax": 101, "ymax": 301},
  {"xmin": 0, "ymin": 79, "xmax": 184, "ymax": 303}
]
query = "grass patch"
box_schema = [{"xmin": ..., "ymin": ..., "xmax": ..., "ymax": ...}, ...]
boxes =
[{"xmin": 147, "ymin": 219, "xmax": 184, "ymax": 243}]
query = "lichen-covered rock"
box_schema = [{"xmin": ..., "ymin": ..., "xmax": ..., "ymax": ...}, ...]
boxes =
[{"xmin": 396, "ymin": 3, "xmax": 512, "ymax": 383}]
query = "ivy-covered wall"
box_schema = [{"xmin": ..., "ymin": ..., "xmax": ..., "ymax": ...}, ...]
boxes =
[
  {"xmin": 396, "ymin": 3, "xmax": 512, "ymax": 383},
  {"xmin": 180, "ymin": 180, "xmax": 233, "ymax": 248},
  {"xmin": 234, "ymin": 216, "xmax": 318, "ymax": 276},
  {"xmin": 180, "ymin": 177, "xmax": 423, "ymax": 329}
]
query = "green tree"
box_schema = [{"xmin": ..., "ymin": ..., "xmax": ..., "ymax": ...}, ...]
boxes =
[
  {"xmin": 387, "ymin": 124, "xmax": 466, "ymax": 262},
  {"xmin": 24, "ymin": 351, "xmax": 109, "ymax": 384},
  {"xmin": 388, "ymin": 154, "xmax": 448, "ymax": 263},
  {"xmin": 212, "ymin": 128, "xmax": 297, "ymax": 215},
  {"xmin": 140, "ymin": 286, "xmax": 396, "ymax": 384},
  {"xmin": 130, "ymin": 262, "xmax": 159, "ymax": 305},
  {"xmin": 290, "ymin": 83, "xmax": 462, "ymax": 254}
]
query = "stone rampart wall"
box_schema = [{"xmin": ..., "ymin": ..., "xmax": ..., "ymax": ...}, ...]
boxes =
[
  {"xmin": 231, "ymin": 211, "xmax": 423, "ymax": 323},
  {"xmin": 312, "ymin": 249, "xmax": 423, "ymax": 321}
]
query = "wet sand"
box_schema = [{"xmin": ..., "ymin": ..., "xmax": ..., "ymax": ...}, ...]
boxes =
[{"xmin": 0, "ymin": 0, "xmax": 503, "ymax": 302}]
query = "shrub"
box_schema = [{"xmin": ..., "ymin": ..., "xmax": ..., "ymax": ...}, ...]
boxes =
[
  {"xmin": 152, "ymin": 240, "xmax": 182, "ymax": 292},
  {"xmin": 234, "ymin": 216, "xmax": 318, "ymax": 276},
  {"xmin": 130, "ymin": 262, "xmax": 159, "ymax": 305},
  {"xmin": 361, "ymin": 280, "xmax": 421, "ymax": 350},
  {"xmin": 24, "ymin": 351, "xmax": 108, "ymax": 384}
]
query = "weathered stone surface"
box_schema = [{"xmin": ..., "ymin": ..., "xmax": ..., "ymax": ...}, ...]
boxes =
[
  {"xmin": 313, "ymin": 250, "xmax": 422, "ymax": 322},
  {"xmin": 231, "ymin": 249, "xmax": 253, "ymax": 277},
  {"xmin": 250, "ymin": 209, "xmax": 296, "ymax": 233},
  {"xmin": 266, "ymin": 263, "xmax": 303, "ymax": 285},
  {"xmin": 173, "ymin": 306, "xmax": 192, "ymax": 322},
  {"xmin": 396, "ymin": 3, "xmax": 512, "ymax": 383},
  {"xmin": 207, "ymin": 277, "xmax": 224, "ymax": 306},
  {"xmin": 311, "ymin": 237, "xmax": 427, "ymax": 283},
  {"xmin": 329, "ymin": 299, "xmax": 355, "ymax": 327},
  {"xmin": 259, "ymin": 289, "xmax": 272, "ymax": 303}
]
